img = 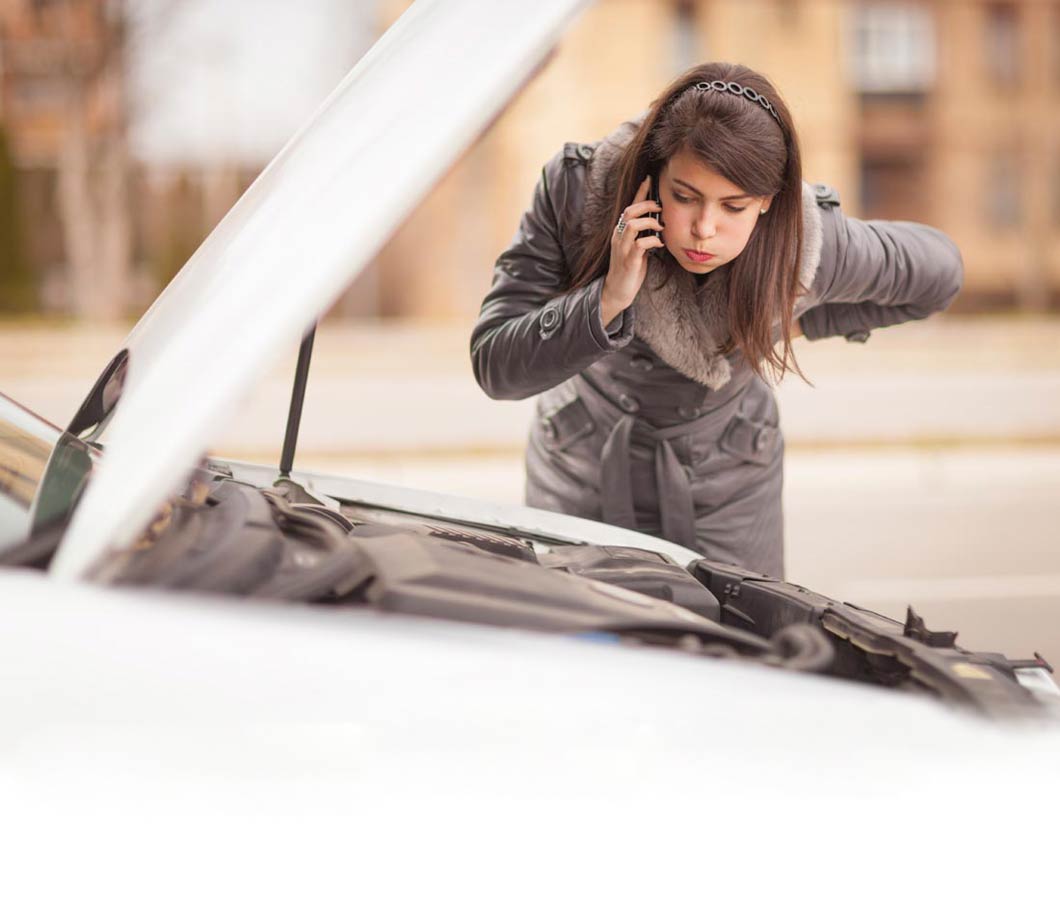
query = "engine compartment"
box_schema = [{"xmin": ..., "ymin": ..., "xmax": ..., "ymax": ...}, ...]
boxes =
[
  {"xmin": 6, "ymin": 472, "xmax": 1051, "ymax": 720},
  {"xmin": 7, "ymin": 470, "xmax": 1056, "ymax": 718},
  {"xmin": 109, "ymin": 476, "xmax": 797, "ymax": 660}
]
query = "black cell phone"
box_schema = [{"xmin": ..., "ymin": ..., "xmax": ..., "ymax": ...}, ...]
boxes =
[{"xmin": 638, "ymin": 171, "xmax": 663, "ymax": 243}]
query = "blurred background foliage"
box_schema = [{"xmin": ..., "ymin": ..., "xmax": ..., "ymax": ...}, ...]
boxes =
[
  {"xmin": 0, "ymin": 126, "xmax": 38, "ymax": 314},
  {"xmin": 0, "ymin": 0, "xmax": 1058, "ymax": 322}
]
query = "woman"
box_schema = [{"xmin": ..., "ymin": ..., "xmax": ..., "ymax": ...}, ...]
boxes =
[{"xmin": 469, "ymin": 62, "xmax": 963, "ymax": 578}]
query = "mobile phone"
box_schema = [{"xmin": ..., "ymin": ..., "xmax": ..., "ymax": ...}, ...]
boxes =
[{"xmin": 638, "ymin": 172, "xmax": 663, "ymax": 244}]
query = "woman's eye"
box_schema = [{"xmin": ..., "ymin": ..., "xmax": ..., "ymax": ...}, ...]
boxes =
[
  {"xmin": 725, "ymin": 205, "xmax": 748, "ymax": 213},
  {"xmin": 672, "ymin": 193, "xmax": 693, "ymax": 204}
]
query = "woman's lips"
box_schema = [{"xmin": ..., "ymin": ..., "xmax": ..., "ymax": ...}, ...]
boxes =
[{"xmin": 684, "ymin": 249, "xmax": 715, "ymax": 264}]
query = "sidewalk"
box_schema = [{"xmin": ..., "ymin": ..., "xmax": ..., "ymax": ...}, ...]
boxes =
[{"xmin": 1, "ymin": 315, "xmax": 1058, "ymax": 455}]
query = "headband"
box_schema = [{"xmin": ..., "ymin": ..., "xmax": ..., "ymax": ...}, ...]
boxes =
[{"xmin": 692, "ymin": 80, "xmax": 781, "ymax": 126}]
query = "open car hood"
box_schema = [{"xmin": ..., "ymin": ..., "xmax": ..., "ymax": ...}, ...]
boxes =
[{"xmin": 50, "ymin": 0, "xmax": 590, "ymax": 580}]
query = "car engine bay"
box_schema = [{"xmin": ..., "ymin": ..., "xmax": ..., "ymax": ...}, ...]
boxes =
[{"xmin": 8, "ymin": 467, "xmax": 1044, "ymax": 719}]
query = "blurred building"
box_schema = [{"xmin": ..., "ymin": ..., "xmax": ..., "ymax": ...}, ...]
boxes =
[
  {"xmin": 1, "ymin": 0, "xmax": 1058, "ymax": 320},
  {"xmin": 0, "ymin": 0, "xmax": 370, "ymax": 319},
  {"xmin": 382, "ymin": 0, "xmax": 1060, "ymax": 318},
  {"xmin": 849, "ymin": 0, "xmax": 1060, "ymax": 313}
]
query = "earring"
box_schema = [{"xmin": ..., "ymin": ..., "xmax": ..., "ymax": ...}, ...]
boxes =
[{"xmin": 759, "ymin": 208, "xmax": 768, "ymax": 216}]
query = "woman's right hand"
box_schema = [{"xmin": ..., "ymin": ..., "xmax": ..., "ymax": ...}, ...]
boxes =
[{"xmin": 600, "ymin": 175, "xmax": 664, "ymax": 326}]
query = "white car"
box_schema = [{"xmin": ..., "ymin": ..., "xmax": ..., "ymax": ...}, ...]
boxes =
[{"xmin": 2, "ymin": 0, "xmax": 1058, "ymax": 894}]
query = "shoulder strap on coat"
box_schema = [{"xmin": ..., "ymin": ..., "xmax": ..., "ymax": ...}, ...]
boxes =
[
  {"xmin": 563, "ymin": 142, "xmax": 596, "ymax": 164},
  {"xmin": 811, "ymin": 183, "xmax": 840, "ymax": 208}
]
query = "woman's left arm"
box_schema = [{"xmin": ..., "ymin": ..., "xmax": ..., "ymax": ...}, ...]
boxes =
[{"xmin": 797, "ymin": 206, "xmax": 964, "ymax": 342}]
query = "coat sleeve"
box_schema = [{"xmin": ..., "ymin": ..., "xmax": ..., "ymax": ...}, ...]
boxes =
[
  {"xmin": 469, "ymin": 146, "xmax": 634, "ymax": 401},
  {"xmin": 797, "ymin": 203, "xmax": 964, "ymax": 342}
]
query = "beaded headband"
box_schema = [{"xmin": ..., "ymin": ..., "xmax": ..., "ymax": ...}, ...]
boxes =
[{"xmin": 692, "ymin": 80, "xmax": 781, "ymax": 126}]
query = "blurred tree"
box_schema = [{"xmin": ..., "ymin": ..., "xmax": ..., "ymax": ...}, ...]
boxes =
[
  {"xmin": 51, "ymin": 0, "xmax": 133, "ymax": 321},
  {"xmin": 0, "ymin": 126, "xmax": 39, "ymax": 314},
  {"xmin": 151, "ymin": 170, "xmax": 201, "ymax": 292},
  {"xmin": 0, "ymin": 0, "xmax": 192, "ymax": 319}
]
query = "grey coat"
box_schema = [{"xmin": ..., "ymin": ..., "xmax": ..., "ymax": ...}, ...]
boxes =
[{"xmin": 470, "ymin": 121, "xmax": 963, "ymax": 577}]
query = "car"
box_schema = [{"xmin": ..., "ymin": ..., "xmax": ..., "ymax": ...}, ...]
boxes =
[
  {"xmin": 3, "ymin": 371, "xmax": 1058, "ymax": 717},
  {"xmin": 2, "ymin": 0, "xmax": 1058, "ymax": 893}
]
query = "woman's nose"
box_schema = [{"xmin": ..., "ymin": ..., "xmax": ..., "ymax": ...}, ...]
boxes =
[{"xmin": 692, "ymin": 209, "xmax": 718, "ymax": 239}]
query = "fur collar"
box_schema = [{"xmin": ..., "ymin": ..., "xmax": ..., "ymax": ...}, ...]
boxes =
[{"xmin": 580, "ymin": 119, "xmax": 824, "ymax": 389}]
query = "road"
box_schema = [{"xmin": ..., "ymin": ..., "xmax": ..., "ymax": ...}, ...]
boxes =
[{"xmin": 3, "ymin": 318, "xmax": 1060, "ymax": 455}]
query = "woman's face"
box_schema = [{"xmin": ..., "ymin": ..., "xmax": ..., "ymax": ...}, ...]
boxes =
[{"xmin": 658, "ymin": 148, "xmax": 772, "ymax": 275}]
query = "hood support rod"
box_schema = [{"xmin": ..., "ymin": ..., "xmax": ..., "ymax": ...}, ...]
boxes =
[{"xmin": 279, "ymin": 323, "xmax": 317, "ymax": 478}]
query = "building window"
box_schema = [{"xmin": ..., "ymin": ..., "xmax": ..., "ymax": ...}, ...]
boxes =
[
  {"xmin": 11, "ymin": 76, "xmax": 65, "ymax": 113},
  {"xmin": 984, "ymin": 3, "xmax": 1021, "ymax": 87},
  {"xmin": 859, "ymin": 154, "xmax": 927, "ymax": 222},
  {"xmin": 776, "ymin": 1, "xmax": 801, "ymax": 25},
  {"xmin": 985, "ymin": 151, "xmax": 1022, "ymax": 229},
  {"xmin": 848, "ymin": 2, "xmax": 936, "ymax": 94},
  {"xmin": 671, "ymin": 0, "xmax": 699, "ymax": 77}
]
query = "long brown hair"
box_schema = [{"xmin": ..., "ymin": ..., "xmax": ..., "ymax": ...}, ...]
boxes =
[{"xmin": 571, "ymin": 62, "xmax": 806, "ymax": 383}]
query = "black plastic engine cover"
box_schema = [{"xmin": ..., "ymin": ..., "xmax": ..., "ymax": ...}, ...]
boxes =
[
  {"xmin": 351, "ymin": 532, "xmax": 767, "ymax": 652},
  {"xmin": 540, "ymin": 545, "xmax": 721, "ymax": 622},
  {"xmin": 689, "ymin": 558, "xmax": 1051, "ymax": 715}
]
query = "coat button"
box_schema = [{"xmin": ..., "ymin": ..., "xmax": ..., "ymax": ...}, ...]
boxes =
[
  {"xmin": 677, "ymin": 405, "xmax": 701, "ymax": 420},
  {"xmin": 539, "ymin": 306, "xmax": 562, "ymax": 339},
  {"xmin": 754, "ymin": 430, "xmax": 775, "ymax": 453},
  {"xmin": 578, "ymin": 144, "xmax": 594, "ymax": 161},
  {"xmin": 629, "ymin": 354, "xmax": 654, "ymax": 372},
  {"xmin": 618, "ymin": 393, "xmax": 640, "ymax": 414}
]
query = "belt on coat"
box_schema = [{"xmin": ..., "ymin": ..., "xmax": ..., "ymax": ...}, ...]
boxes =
[{"xmin": 574, "ymin": 374, "xmax": 750, "ymax": 551}]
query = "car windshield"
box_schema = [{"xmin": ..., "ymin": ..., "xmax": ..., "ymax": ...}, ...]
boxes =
[{"xmin": 0, "ymin": 393, "xmax": 97, "ymax": 556}]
